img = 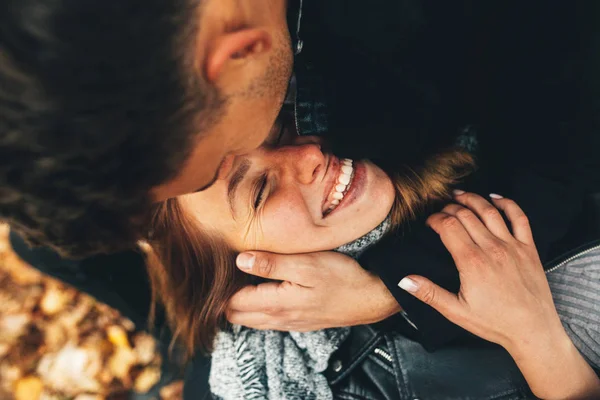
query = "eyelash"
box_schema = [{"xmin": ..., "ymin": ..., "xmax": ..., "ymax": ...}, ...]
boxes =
[{"xmin": 253, "ymin": 174, "xmax": 269, "ymax": 209}]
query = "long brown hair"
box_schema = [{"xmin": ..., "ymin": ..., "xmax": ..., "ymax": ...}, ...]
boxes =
[{"xmin": 144, "ymin": 148, "xmax": 474, "ymax": 357}]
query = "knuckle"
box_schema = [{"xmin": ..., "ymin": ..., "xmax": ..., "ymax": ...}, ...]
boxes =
[
  {"xmin": 515, "ymin": 213, "xmax": 530, "ymax": 227},
  {"xmin": 286, "ymin": 310, "xmax": 303, "ymax": 324},
  {"xmin": 264, "ymin": 304, "xmax": 283, "ymax": 315},
  {"xmin": 463, "ymin": 246, "xmax": 486, "ymax": 266},
  {"xmin": 420, "ymin": 286, "xmax": 437, "ymax": 305},
  {"xmin": 483, "ymin": 207, "xmax": 502, "ymax": 221},
  {"xmin": 515, "ymin": 243, "xmax": 531, "ymax": 258},
  {"xmin": 441, "ymin": 215, "xmax": 461, "ymax": 230},
  {"xmin": 456, "ymin": 208, "xmax": 476, "ymax": 221},
  {"xmin": 255, "ymin": 256, "xmax": 275, "ymax": 276},
  {"xmin": 488, "ymin": 243, "xmax": 508, "ymax": 263}
]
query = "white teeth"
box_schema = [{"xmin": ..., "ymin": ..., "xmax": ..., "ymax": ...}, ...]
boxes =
[
  {"xmin": 338, "ymin": 174, "xmax": 351, "ymax": 185},
  {"xmin": 324, "ymin": 158, "xmax": 355, "ymax": 216}
]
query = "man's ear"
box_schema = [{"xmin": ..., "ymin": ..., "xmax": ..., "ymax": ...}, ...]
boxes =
[{"xmin": 205, "ymin": 29, "xmax": 272, "ymax": 83}]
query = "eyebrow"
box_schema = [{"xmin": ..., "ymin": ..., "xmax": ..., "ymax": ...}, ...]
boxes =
[{"xmin": 227, "ymin": 158, "xmax": 252, "ymax": 217}]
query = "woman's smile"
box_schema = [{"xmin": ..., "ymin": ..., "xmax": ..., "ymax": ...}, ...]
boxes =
[
  {"xmin": 322, "ymin": 156, "xmax": 355, "ymax": 216},
  {"xmin": 179, "ymin": 136, "xmax": 395, "ymax": 254}
]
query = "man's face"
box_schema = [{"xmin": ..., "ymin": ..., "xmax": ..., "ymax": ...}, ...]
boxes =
[
  {"xmin": 152, "ymin": 5, "xmax": 293, "ymax": 202},
  {"xmin": 152, "ymin": 96, "xmax": 291, "ymax": 202}
]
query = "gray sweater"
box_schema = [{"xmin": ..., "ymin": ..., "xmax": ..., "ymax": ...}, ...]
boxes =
[
  {"xmin": 209, "ymin": 217, "xmax": 391, "ymax": 400},
  {"xmin": 547, "ymin": 244, "xmax": 600, "ymax": 371}
]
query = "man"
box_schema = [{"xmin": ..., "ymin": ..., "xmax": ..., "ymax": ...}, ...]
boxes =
[{"xmin": 2, "ymin": 0, "xmax": 600, "ymax": 397}]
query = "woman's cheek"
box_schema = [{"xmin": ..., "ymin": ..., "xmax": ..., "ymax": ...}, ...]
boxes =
[{"xmin": 261, "ymin": 202, "xmax": 313, "ymax": 251}]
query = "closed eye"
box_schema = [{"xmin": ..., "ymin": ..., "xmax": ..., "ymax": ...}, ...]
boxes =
[{"xmin": 253, "ymin": 174, "xmax": 268, "ymax": 209}]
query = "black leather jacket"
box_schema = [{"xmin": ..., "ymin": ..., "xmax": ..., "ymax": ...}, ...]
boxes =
[
  {"xmin": 294, "ymin": 0, "xmax": 600, "ymax": 350},
  {"xmin": 326, "ymin": 325, "xmax": 533, "ymax": 400}
]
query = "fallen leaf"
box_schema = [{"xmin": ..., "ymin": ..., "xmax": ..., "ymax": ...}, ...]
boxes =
[
  {"xmin": 14, "ymin": 376, "xmax": 43, "ymax": 400},
  {"xmin": 39, "ymin": 392, "xmax": 69, "ymax": 400},
  {"xmin": 120, "ymin": 318, "xmax": 136, "ymax": 332},
  {"xmin": 42, "ymin": 322, "xmax": 68, "ymax": 353},
  {"xmin": 107, "ymin": 346, "xmax": 137, "ymax": 384},
  {"xmin": 40, "ymin": 285, "xmax": 73, "ymax": 316},
  {"xmin": 74, "ymin": 394, "xmax": 105, "ymax": 400},
  {"xmin": 107, "ymin": 325, "xmax": 130, "ymax": 349},
  {"xmin": 37, "ymin": 343, "xmax": 102, "ymax": 394},
  {"xmin": 0, "ymin": 313, "xmax": 30, "ymax": 342},
  {"xmin": 160, "ymin": 381, "xmax": 183, "ymax": 400},
  {"xmin": 0, "ymin": 363, "xmax": 22, "ymax": 393},
  {"xmin": 0, "ymin": 226, "xmax": 167, "ymax": 399},
  {"xmin": 133, "ymin": 333, "xmax": 156, "ymax": 365},
  {"xmin": 133, "ymin": 367, "xmax": 161, "ymax": 393},
  {"xmin": 0, "ymin": 343, "xmax": 10, "ymax": 358}
]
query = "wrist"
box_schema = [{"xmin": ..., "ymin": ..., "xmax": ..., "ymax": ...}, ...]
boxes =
[
  {"xmin": 507, "ymin": 329, "xmax": 600, "ymax": 399},
  {"xmin": 501, "ymin": 309, "xmax": 568, "ymax": 356},
  {"xmin": 506, "ymin": 323, "xmax": 570, "ymax": 363},
  {"xmin": 364, "ymin": 274, "xmax": 401, "ymax": 324}
]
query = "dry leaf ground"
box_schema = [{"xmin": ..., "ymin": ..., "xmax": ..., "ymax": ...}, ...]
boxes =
[{"xmin": 0, "ymin": 224, "xmax": 183, "ymax": 400}]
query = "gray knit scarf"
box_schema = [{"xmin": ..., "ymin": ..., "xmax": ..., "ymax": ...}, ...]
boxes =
[{"xmin": 209, "ymin": 216, "xmax": 391, "ymax": 400}]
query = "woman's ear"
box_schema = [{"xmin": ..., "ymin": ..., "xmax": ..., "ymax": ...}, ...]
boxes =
[{"xmin": 205, "ymin": 29, "xmax": 272, "ymax": 83}]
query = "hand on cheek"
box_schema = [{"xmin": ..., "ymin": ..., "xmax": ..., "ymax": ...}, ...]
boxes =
[{"xmin": 227, "ymin": 251, "xmax": 400, "ymax": 331}]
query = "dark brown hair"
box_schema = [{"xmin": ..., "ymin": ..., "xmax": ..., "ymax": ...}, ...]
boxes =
[
  {"xmin": 0, "ymin": 0, "xmax": 223, "ymax": 257},
  {"xmin": 145, "ymin": 148, "xmax": 474, "ymax": 357}
]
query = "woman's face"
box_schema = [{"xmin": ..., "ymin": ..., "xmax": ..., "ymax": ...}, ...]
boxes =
[{"xmin": 178, "ymin": 135, "xmax": 395, "ymax": 254}]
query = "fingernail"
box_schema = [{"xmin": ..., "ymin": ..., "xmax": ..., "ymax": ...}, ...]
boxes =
[
  {"xmin": 453, "ymin": 189, "xmax": 465, "ymax": 196},
  {"xmin": 236, "ymin": 253, "xmax": 255, "ymax": 270},
  {"xmin": 489, "ymin": 193, "xmax": 504, "ymax": 199},
  {"xmin": 398, "ymin": 277, "xmax": 419, "ymax": 293}
]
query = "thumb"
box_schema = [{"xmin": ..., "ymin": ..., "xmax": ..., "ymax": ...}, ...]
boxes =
[
  {"xmin": 398, "ymin": 275, "xmax": 464, "ymax": 323},
  {"xmin": 236, "ymin": 251, "xmax": 315, "ymax": 286}
]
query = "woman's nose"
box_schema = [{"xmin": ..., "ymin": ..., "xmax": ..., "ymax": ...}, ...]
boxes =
[
  {"xmin": 272, "ymin": 141, "xmax": 325, "ymax": 184},
  {"xmin": 292, "ymin": 143, "xmax": 325, "ymax": 184}
]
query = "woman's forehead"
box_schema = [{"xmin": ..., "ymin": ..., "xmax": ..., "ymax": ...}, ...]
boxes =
[{"xmin": 179, "ymin": 180, "xmax": 233, "ymax": 228}]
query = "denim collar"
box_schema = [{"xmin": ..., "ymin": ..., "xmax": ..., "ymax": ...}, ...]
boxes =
[{"xmin": 285, "ymin": 0, "xmax": 330, "ymax": 137}]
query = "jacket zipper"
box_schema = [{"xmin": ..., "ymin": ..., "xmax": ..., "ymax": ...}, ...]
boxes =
[
  {"xmin": 294, "ymin": 0, "xmax": 304, "ymax": 55},
  {"xmin": 373, "ymin": 347, "xmax": 393, "ymax": 364},
  {"xmin": 544, "ymin": 243, "xmax": 600, "ymax": 274}
]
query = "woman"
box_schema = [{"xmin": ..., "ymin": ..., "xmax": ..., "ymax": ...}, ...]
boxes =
[{"xmin": 144, "ymin": 125, "xmax": 600, "ymax": 398}]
